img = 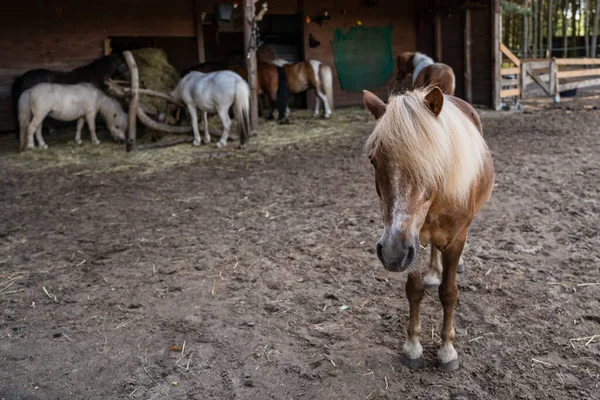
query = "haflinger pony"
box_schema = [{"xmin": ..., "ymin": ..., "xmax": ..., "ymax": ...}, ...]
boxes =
[
  {"xmin": 11, "ymin": 53, "xmax": 130, "ymax": 137},
  {"xmin": 19, "ymin": 83, "xmax": 127, "ymax": 150},
  {"xmin": 396, "ymin": 52, "xmax": 455, "ymax": 95},
  {"xmin": 363, "ymin": 86, "xmax": 494, "ymax": 371},
  {"xmin": 171, "ymin": 71, "xmax": 250, "ymax": 148},
  {"xmin": 271, "ymin": 59, "xmax": 334, "ymax": 119}
]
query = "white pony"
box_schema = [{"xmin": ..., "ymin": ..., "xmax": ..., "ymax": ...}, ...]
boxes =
[
  {"xmin": 170, "ymin": 71, "xmax": 250, "ymax": 148},
  {"xmin": 19, "ymin": 83, "xmax": 127, "ymax": 150}
]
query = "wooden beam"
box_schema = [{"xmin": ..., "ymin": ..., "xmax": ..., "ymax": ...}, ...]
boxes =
[
  {"xmin": 435, "ymin": 12, "xmax": 443, "ymax": 62},
  {"xmin": 558, "ymin": 77, "xmax": 600, "ymax": 91},
  {"xmin": 519, "ymin": 62, "xmax": 526, "ymax": 99},
  {"xmin": 123, "ymin": 51, "xmax": 139, "ymax": 152},
  {"xmin": 464, "ymin": 6, "xmax": 472, "ymax": 103},
  {"xmin": 556, "ymin": 68, "xmax": 600, "ymax": 79},
  {"xmin": 194, "ymin": 0, "xmax": 206, "ymax": 64},
  {"xmin": 500, "ymin": 43, "xmax": 521, "ymax": 66},
  {"xmin": 526, "ymin": 69, "xmax": 553, "ymax": 95},
  {"xmin": 492, "ymin": 0, "xmax": 502, "ymax": 109},
  {"xmin": 243, "ymin": 0, "xmax": 260, "ymax": 138},
  {"xmin": 501, "ymin": 67, "xmax": 521, "ymax": 75},
  {"xmin": 555, "ymin": 58, "xmax": 600, "ymax": 65},
  {"xmin": 500, "ymin": 88, "xmax": 521, "ymax": 97}
]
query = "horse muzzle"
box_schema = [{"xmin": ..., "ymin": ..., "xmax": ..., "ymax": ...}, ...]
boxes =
[{"xmin": 376, "ymin": 238, "xmax": 418, "ymax": 272}]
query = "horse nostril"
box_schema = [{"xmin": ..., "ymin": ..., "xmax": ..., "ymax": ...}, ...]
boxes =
[
  {"xmin": 376, "ymin": 243, "xmax": 384, "ymax": 264},
  {"xmin": 404, "ymin": 245, "xmax": 416, "ymax": 267}
]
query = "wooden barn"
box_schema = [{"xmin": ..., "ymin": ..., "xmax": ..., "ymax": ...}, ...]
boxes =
[{"xmin": 0, "ymin": 0, "xmax": 501, "ymax": 132}]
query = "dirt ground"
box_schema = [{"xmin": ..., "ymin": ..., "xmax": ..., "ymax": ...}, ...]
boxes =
[{"xmin": 0, "ymin": 100, "xmax": 599, "ymax": 400}]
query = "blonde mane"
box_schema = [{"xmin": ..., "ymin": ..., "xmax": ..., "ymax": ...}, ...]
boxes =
[{"xmin": 365, "ymin": 88, "xmax": 489, "ymax": 204}]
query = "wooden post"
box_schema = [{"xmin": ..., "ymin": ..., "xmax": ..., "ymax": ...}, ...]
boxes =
[
  {"xmin": 435, "ymin": 12, "xmax": 443, "ymax": 62},
  {"xmin": 243, "ymin": 0, "xmax": 259, "ymax": 136},
  {"xmin": 194, "ymin": 0, "xmax": 206, "ymax": 64},
  {"xmin": 464, "ymin": 6, "xmax": 472, "ymax": 103},
  {"xmin": 123, "ymin": 51, "xmax": 139, "ymax": 152},
  {"xmin": 519, "ymin": 62, "xmax": 527, "ymax": 100},
  {"xmin": 492, "ymin": 0, "xmax": 502, "ymax": 109},
  {"xmin": 550, "ymin": 58, "xmax": 560, "ymax": 103},
  {"xmin": 523, "ymin": 0, "xmax": 529, "ymax": 58}
]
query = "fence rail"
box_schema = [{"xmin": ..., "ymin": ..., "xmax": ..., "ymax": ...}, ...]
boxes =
[{"xmin": 499, "ymin": 43, "xmax": 600, "ymax": 103}]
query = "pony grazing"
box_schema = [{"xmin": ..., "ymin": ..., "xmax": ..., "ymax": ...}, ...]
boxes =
[
  {"xmin": 364, "ymin": 87, "xmax": 494, "ymax": 371},
  {"xmin": 19, "ymin": 83, "xmax": 127, "ymax": 150},
  {"xmin": 11, "ymin": 53, "xmax": 130, "ymax": 135},
  {"xmin": 271, "ymin": 59, "xmax": 334, "ymax": 119},
  {"xmin": 396, "ymin": 52, "xmax": 455, "ymax": 95},
  {"xmin": 171, "ymin": 71, "xmax": 250, "ymax": 148}
]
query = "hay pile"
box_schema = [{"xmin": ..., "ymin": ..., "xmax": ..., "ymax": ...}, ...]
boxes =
[{"xmin": 131, "ymin": 48, "xmax": 181, "ymax": 116}]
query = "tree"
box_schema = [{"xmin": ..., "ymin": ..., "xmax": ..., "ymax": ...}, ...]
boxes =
[
  {"xmin": 593, "ymin": 0, "xmax": 600, "ymax": 57},
  {"xmin": 585, "ymin": 0, "xmax": 590, "ymax": 57},
  {"xmin": 548, "ymin": 0, "xmax": 554, "ymax": 57}
]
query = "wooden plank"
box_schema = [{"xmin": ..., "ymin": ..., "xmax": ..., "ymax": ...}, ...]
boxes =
[
  {"xmin": 194, "ymin": 1, "xmax": 206, "ymax": 64},
  {"xmin": 464, "ymin": 6, "xmax": 472, "ymax": 103},
  {"xmin": 555, "ymin": 58, "xmax": 600, "ymax": 65},
  {"xmin": 519, "ymin": 63, "xmax": 526, "ymax": 99},
  {"xmin": 492, "ymin": 0, "xmax": 501, "ymax": 109},
  {"xmin": 243, "ymin": 0, "xmax": 259, "ymax": 139},
  {"xmin": 435, "ymin": 12, "xmax": 443, "ymax": 62},
  {"xmin": 523, "ymin": 60, "xmax": 552, "ymax": 69},
  {"xmin": 549, "ymin": 59, "xmax": 557, "ymax": 95},
  {"xmin": 500, "ymin": 88, "xmax": 521, "ymax": 97},
  {"xmin": 557, "ymin": 68, "xmax": 600, "ymax": 79},
  {"xmin": 501, "ymin": 78, "xmax": 519, "ymax": 86},
  {"xmin": 501, "ymin": 67, "xmax": 521, "ymax": 75},
  {"xmin": 500, "ymin": 43, "xmax": 521, "ymax": 66},
  {"xmin": 123, "ymin": 51, "xmax": 138, "ymax": 152},
  {"xmin": 558, "ymin": 78, "xmax": 600, "ymax": 91},
  {"xmin": 526, "ymin": 69, "xmax": 553, "ymax": 95}
]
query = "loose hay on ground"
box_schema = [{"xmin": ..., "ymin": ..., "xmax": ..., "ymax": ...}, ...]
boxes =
[{"xmin": 0, "ymin": 108, "xmax": 373, "ymax": 174}]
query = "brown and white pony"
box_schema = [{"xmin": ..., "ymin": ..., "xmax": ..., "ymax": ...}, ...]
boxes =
[
  {"xmin": 396, "ymin": 52, "xmax": 455, "ymax": 95},
  {"xmin": 364, "ymin": 87, "xmax": 494, "ymax": 371},
  {"xmin": 271, "ymin": 59, "xmax": 334, "ymax": 118}
]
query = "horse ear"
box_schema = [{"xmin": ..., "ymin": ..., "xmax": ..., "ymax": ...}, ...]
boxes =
[
  {"xmin": 363, "ymin": 90, "xmax": 386, "ymax": 120},
  {"xmin": 425, "ymin": 87, "xmax": 444, "ymax": 117}
]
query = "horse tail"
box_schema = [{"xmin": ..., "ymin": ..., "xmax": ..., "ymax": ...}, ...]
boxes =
[
  {"xmin": 319, "ymin": 64, "xmax": 334, "ymax": 111},
  {"xmin": 18, "ymin": 89, "xmax": 31, "ymax": 151},
  {"xmin": 11, "ymin": 75, "xmax": 25, "ymax": 140},
  {"xmin": 233, "ymin": 78, "xmax": 251, "ymax": 147},
  {"xmin": 276, "ymin": 66, "xmax": 289, "ymax": 121}
]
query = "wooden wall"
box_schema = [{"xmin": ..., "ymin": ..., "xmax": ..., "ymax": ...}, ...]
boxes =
[
  {"xmin": 303, "ymin": 0, "xmax": 416, "ymax": 108},
  {"xmin": 0, "ymin": 0, "xmax": 495, "ymax": 131}
]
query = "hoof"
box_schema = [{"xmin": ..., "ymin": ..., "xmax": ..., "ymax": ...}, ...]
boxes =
[
  {"xmin": 93, "ymin": 140, "xmax": 101, "ymax": 146},
  {"xmin": 399, "ymin": 354, "xmax": 423, "ymax": 370},
  {"xmin": 75, "ymin": 140, "xmax": 82, "ymax": 145},
  {"xmin": 324, "ymin": 114, "xmax": 332, "ymax": 119},
  {"xmin": 457, "ymin": 259, "xmax": 466, "ymax": 274},
  {"xmin": 40, "ymin": 144, "xmax": 48, "ymax": 149},
  {"xmin": 216, "ymin": 141, "xmax": 226, "ymax": 148},
  {"xmin": 192, "ymin": 140, "xmax": 200, "ymax": 146},
  {"xmin": 239, "ymin": 143, "xmax": 247, "ymax": 150},
  {"xmin": 438, "ymin": 359, "xmax": 459, "ymax": 372}
]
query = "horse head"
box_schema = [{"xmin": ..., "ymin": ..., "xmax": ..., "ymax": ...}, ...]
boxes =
[{"xmin": 363, "ymin": 88, "xmax": 446, "ymax": 272}]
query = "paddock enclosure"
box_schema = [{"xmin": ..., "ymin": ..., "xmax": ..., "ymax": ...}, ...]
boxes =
[{"xmin": 2, "ymin": 0, "xmax": 600, "ymax": 399}]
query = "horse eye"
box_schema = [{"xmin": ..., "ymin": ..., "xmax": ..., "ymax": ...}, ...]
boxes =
[{"xmin": 370, "ymin": 159, "xmax": 377, "ymax": 168}]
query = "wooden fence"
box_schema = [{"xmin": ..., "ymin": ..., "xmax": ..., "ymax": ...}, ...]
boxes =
[{"xmin": 499, "ymin": 43, "xmax": 600, "ymax": 103}]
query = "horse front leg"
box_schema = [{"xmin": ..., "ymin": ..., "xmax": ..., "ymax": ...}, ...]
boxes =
[
  {"xmin": 75, "ymin": 117, "xmax": 85, "ymax": 145},
  {"xmin": 400, "ymin": 271, "xmax": 425, "ymax": 369},
  {"xmin": 86, "ymin": 113, "xmax": 100, "ymax": 145},
  {"xmin": 437, "ymin": 237, "xmax": 466, "ymax": 371},
  {"xmin": 424, "ymin": 246, "xmax": 443, "ymax": 291},
  {"xmin": 312, "ymin": 92, "xmax": 321, "ymax": 117}
]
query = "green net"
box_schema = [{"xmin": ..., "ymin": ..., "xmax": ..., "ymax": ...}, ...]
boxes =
[{"xmin": 332, "ymin": 25, "xmax": 394, "ymax": 92}]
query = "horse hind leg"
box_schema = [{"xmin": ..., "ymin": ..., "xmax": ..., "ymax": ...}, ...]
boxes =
[
  {"xmin": 202, "ymin": 112, "xmax": 210, "ymax": 144},
  {"xmin": 216, "ymin": 107, "xmax": 231, "ymax": 148},
  {"xmin": 27, "ymin": 114, "xmax": 45, "ymax": 149},
  {"xmin": 314, "ymin": 88, "xmax": 331, "ymax": 119},
  {"xmin": 34, "ymin": 124, "xmax": 48, "ymax": 149},
  {"xmin": 424, "ymin": 246, "xmax": 443, "ymax": 291},
  {"xmin": 313, "ymin": 95, "xmax": 321, "ymax": 118},
  {"xmin": 75, "ymin": 117, "xmax": 85, "ymax": 145},
  {"xmin": 186, "ymin": 104, "xmax": 201, "ymax": 146}
]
